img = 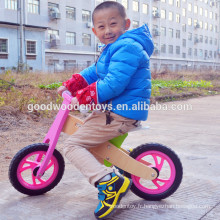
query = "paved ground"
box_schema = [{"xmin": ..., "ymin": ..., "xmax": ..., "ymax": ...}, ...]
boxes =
[{"xmin": 1, "ymin": 95, "xmax": 220, "ymax": 220}]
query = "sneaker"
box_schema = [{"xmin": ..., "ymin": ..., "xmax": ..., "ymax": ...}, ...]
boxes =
[{"xmin": 94, "ymin": 172, "xmax": 132, "ymax": 219}]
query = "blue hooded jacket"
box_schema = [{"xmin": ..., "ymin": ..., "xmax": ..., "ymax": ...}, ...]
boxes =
[{"xmin": 80, "ymin": 24, "xmax": 154, "ymax": 120}]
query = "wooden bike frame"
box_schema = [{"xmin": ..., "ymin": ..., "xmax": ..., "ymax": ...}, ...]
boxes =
[{"xmin": 62, "ymin": 114, "xmax": 158, "ymax": 180}]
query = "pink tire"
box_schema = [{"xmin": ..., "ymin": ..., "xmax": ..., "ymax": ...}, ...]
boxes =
[
  {"xmin": 9, "ymin": 143, "xmax": 65, "ymax": 196},
  {"xmin": 124, "ymin": 143, "xmax": 183, "ymax": 200}
]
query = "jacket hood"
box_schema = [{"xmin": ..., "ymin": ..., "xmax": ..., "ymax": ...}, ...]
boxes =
[{"xmin": 118, "ymin": 24, "xmax": 154, "ymax": 57}]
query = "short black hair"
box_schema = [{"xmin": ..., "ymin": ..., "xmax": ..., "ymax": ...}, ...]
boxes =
[{"xmin": 92, "ymin": 1, "xmax": 126, "ymax": 23}]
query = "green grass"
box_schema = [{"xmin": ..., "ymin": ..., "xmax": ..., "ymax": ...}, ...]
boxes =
[{"xmin": 152, "ymin": 79, "xmax": 213, "ymax": 89}]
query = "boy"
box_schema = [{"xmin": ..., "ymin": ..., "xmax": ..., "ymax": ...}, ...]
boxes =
[{"xmin": 57, "ymin": 1, "xmax": 154, "ymax": 219}]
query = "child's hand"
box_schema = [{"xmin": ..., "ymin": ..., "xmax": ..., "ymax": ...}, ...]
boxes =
[
  {"xmin": 57, "ymin": 86, "xmax": 68, "ymax": 96},
  {"xmin": 71, "ymin": 97, "xmax": 79, "ymax": 106}
]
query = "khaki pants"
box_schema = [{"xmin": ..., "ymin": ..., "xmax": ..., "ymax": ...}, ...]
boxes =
[{"xmin": 63, "ymin": 111, "xmax": 138, "ymax": 186}]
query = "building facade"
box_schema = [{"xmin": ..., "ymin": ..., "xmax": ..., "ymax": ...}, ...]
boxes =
[{"xmin": 0, "ymin": 0, "xmax": 220, "ymax": 73}]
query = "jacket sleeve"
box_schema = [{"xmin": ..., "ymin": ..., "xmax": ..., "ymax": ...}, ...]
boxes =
[
  {"xmin": 97, "ymin": 42, "xmax": 142, "ymax": 103},
  {"xmin": 62, "ymin": 63, "xmax": 98, "ymax": 97},
  {"xmin": 79, "ymin": 63, "xmax": 98, "ymax": 85},
  {"xmin": 75, "ymin": 42, "xmax": 143, "ymax": 106}
]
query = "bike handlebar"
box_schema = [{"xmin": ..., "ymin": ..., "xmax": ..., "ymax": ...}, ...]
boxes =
[{"xmin": 62, "ymin": 90, "xmax": 73, "ymax": 103}]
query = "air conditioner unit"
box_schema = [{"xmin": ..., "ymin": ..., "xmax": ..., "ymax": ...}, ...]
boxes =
[
  {"xmin": 154, "ymin": 49, "xmax": 160, "ymax": 55},
  {"xmin": 153, "ymin": 12, "xmax": 160, "ymax": 18},
  {"xmin": 195, "ymin": 23, "xmax": 200, "ymax": 29},
  {"xmin": 194, "ymin": 38, "xmax": 199, "ymax": 44},
  {"xmin": 50, "ymin": 7, "xmax": 61, "ymax": 19},
  {"xmin": 51, "ymin": 12, "xmax": 61, "ymax": 19},
  {"xmin": 86, "ymin": 22, "xmax": 92, "ymax": 28},
  {"xmin": 50, "ymin": 34, "xmax": 60, "ymax": 47},
  {"xmin": 153, "ymin": 29, "xmax": 160, "ymax": 36}
]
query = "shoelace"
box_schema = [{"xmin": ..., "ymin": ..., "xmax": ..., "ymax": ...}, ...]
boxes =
[{"xmin": 97, "ymin": 184, "xmax": 107, "ymax": 201}]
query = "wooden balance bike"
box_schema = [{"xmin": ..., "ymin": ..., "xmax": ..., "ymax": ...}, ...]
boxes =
[{"xmin": 9, "ymin": 91, "xmax": 183, "ymax": 201}]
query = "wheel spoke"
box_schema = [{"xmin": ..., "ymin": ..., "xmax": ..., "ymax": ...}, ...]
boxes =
[
  {"xmin": 152, "ymin": 179, "xmax": 161, "ymax": 189},
  {"xmin": 37, "ymin": 178, "xmax": 46, "ymax": 184},
  {"xmin": 45, "ymin": 161, "xmax": 54, "ymax": 171},
  {"xmin": 157, "ymin": 158, "xmax": 165, "ymax": 171},
  {"xmin": 35, "ymin": 153, "xmax": 44, "ymax": 163},
  {"xmin": 156, "ymin": 178, "xmax": 169, "ymax": 183},
  {"xmin": 32, "ymin": 174, "xmax": 37, "ymax": 185},
  {"xmin": 152, "ymin": 154, "xmax": 159, "ymax": 167},
  {"xmin": 25, "ymin": 160, "xmax": 38, "ymax": 166},
  {"xmin": 19, "ymin": 165, "xmax": 33, "ymax": 173}
]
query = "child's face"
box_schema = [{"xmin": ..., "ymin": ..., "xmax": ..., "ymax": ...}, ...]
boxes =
[{"xmin": 92, "ymin": 7, "xmax": 130, "ymax": 45}]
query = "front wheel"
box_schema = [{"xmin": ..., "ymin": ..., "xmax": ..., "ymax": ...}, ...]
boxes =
[
  {"xmin": 9, "ymin": 143, "xmax": 65, "ymax": 196},
  {"xmin": 124, "ymin": 143, "xmax": 183, "ymax": 201}
]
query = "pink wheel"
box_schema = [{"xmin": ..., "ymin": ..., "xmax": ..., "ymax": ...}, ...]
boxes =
[
  {"xmin": 124, "ymin": 143, "xmax": 182, "ymax": 200},
  {"xmin": 9, "ymin": 143, "xmax": 65, "ymax": 196}
]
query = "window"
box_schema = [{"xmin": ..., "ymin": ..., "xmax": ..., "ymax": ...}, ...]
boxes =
[
  {"xmin": 66, "ymin": 32, "xmax": 76, "ymax": 45},
  {"xmin": 0, "ymin": 39, "xmax": 8, "ymax": 53},
  {"xmin": 82, "ymin": 10, "xmax": 91, "ymax": 22},
  {"xmin": 188, "ymin": 3, "xmax": 192, "ymax": 12},
  {"xmin": 210, "ymin": 11, "xmax": 213, "ymax": 19},
  {"xmin": 199, "ymin": 35, "xmax": 203, "ymax": 43},
  {"xmin": 204, "ymin": 22, "xmax": 208, "ymax": 30},
  {"xmin": 48, "ymin": 29, "xmax": 59, "ymax": 39},
  {"xmin": 209, "ymin": 51, "xmax": 212, "ymax": 58},
  {"xmin": 188, "ymin": 33, "xmax": 192, "ymax": 41},
  {"xmin": 66, "ymin": 7, "xmax": 76, "ymax": 19},
  {"xmin": 205, "ymin": 9, "xmax": 208, "ymax": 17},
  {"xmin": 168, "ymin": 28, "xmax": 173, "ymax": 38},
  {"xmin": 161, "ymin": 27, "xmax": 166, "ymax": 36},
  {"xmin": 26, "ymin": 41, "xmax": 36, "ymax": 54},
  {"xmin": 28, "ymin": 0, "xmax": 39, "ymax": 14},
  {"xmin": 194, "ymin": 5, "xmax": 198, "ymax": 14},
  {"xmin": 161, "ymin": 9, "xmax": 166, "ymax": 19},
  {"xmin": 210, "ymin": 24, "xmax": 213, "ymax": 31},
  {"xmin": 200, "ymin": 7, "xmax": 203, "ymax": 16},
  {"xmin": 182, "ymin": 53, "xmax": 186, "ymax": 58},
  {"xmin": 168, "ymin": 45, "xmax": 173, "ymax": 54},
  {"xmin": 188, "ymin": 48, "xmax": 192, "ymax": 56},
  {"xmin": 176, "ymin": 30, "xmax": 180, "ymax": 38},
  {"xmin": 188, "ymin": 18, "xmax": 192, "ymax": 26},
  {"xmin": 122, "ymin": 0, "xmax": 128, "ymax": 9},
  {"xmin": 5, "ymin": 0, "xmax": 17, "ymax": 10},
  {"xmin": 209, "ymin": 37, "xmax": 212, "ymax": 45},
  {"xmin": 182, "ymin": 39, "xmax": 186, "ymax": 47},
  {"xmin": 161, "ymin": 44, "xmax": 166, "ymax": 53},
  {"xmin": 133, "ymin": 0, "xmax": 139, "ymax": 12},
  {"xmin": 176, "ymin": 0, "xmax": 180, "ymax": 7},
  {"xmin": 169, "ymin": 12, "xmax": 173, "ymax": 21},
  {"xmin": 182, "ymin": 8, "xmax": 186, "ymax": 16},
  {"xmin": 182, "ymin": 24, "xmax": 186, "ymax": 32},
  {"xmin": 199, "ymin": 49, "xmax": 203, "ymax": 58},
  {"xmin": 200, "ymin": 21, "xmax": 203, "ymax": 29},
  {"xmin": 142, "ymin": 4, "xmax": 148, "ymax": 14},
  {"xmin": 205, "ymin": 36, "xmax": 208, "ymax": 44},
  {"xmin": 215, "ymin": 38, "xmax": 217, "ymax": 45},
  {"xmin": 169, "ymin": 0, "xmax": 173, "ymax": 5},
  {"xmin": 194, "ymin": 48, "xmax": 197, "ymax": 56},
  {"xmin": 133, "ymin": 20, "xmax": 139, "ymax": 29},
  {"xmin": 48, "ymin": 2, "xmax": 59, "ymax": 11},
  {"xmin": 82, "ymin": 33, "xmax": 91, "ymax": 46},
  {"xmin": 176, "ymin": 14, "xmax": 180, "ymax": 23},
  {"xmin": 176, "ymin": 46, "xmax": 180, "ymax": 55}
]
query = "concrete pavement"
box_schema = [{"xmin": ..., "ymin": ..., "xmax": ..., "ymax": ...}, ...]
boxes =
[{"xmin": 1, "ymin": 95, "xmax": 220, "ymax": 220}]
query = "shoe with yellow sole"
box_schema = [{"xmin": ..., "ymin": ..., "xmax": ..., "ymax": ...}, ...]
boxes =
[{"xmin": 94, "ymin": 172, "xmax": 132, "ymax": 219}]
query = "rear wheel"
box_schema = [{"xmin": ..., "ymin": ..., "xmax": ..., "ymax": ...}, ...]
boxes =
[
  {"xmin": 124, "ymin": 143, "xmax": 183, "ymax": 200},
  {"xmin": 9, "ymin": 143, "xmax": 65, "ymax": 196}
]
